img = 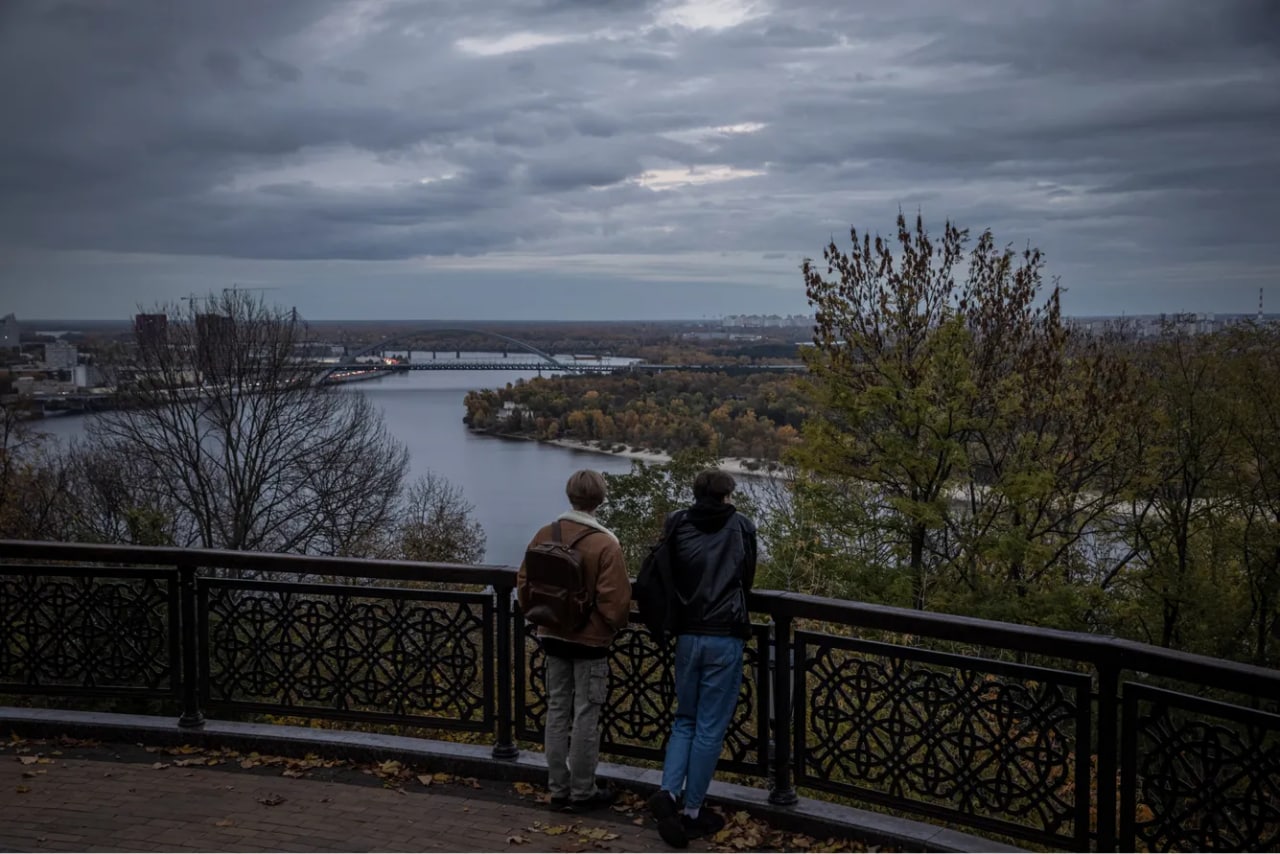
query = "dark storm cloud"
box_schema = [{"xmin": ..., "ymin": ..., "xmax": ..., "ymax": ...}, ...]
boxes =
[{"xmin": 1, "ymin": 0, "xmax": 1278, "ymax": 318}]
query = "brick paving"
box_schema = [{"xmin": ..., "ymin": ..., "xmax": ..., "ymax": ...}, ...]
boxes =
[{"xmin": 0, "ymin": 745, "xmax": 712, "ymax": 853}]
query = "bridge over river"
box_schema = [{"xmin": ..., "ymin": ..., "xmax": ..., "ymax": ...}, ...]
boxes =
[
  {"xmin": 318, "ymin": 359, "xmax": 804, "ymax": 379},
  {"xmin": 315, "ymin": 326, "xmax": 802, "ymax": 385}
]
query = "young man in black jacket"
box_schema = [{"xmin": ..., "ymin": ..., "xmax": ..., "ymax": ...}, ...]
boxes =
[{"xmin": 648, "ymin": 469, "xmax": 757, "ymax": 848}]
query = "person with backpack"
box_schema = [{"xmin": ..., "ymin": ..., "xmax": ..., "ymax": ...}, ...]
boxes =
[
  {"xmin": 517, "ymin": 469, "xmax": 630, "ymax": 812},
  {"xmin": 646, "ymin": 469, "xmax": 757, "ymax": 848}
]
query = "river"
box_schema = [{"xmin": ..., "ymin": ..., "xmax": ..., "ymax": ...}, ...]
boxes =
[{"xmin": 32, "ymin": 352, "xmax": 638, "ymax": 565}]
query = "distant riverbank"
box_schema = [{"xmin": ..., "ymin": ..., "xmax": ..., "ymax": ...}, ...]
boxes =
[{"xmin": 469, "ymin": 429, "xmax": 785, "ymax": 478}]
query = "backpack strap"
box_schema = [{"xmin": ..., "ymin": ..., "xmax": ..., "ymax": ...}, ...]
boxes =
[
  {"xmin": 566, "ymin": 526, "xmax": 602, "ymax": 551},
  {"xmin": 550, "ymin": 521, "xmax": 563, "ymax": 544}
]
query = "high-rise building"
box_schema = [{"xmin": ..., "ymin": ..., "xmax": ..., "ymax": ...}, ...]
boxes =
[
  {"xmin": 0, "ymin": 314, "xmax": 19, "ymax": 350},
  {"xmin": 195, "ymin": 313, "xmax": 235, "ymax": 380},
  {"xmin": 134, "ymin": 313, "xmax": 169, "ymax": 350},
  {"xmin": 44, "ymin": 340, "xmax": 78, "ymax": 371}
]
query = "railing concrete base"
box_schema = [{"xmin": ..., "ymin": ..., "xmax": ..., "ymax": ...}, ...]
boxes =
[{"xmin": 0, "ymin": 707, "xmax": 1019, "ymax": 853}]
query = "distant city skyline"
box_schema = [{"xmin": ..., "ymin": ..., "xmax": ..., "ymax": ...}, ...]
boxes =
[{"xmin": 2, "ymin": 1, "xmax": 1278, "ymax": 320}]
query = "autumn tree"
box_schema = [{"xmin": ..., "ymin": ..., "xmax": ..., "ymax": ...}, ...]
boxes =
[
  {"xmin": 397, "ymin": 472, "xmax": 487, "ymax": 565},
  {"xmin": 799, "ymin": 212, "xmax": 1136, "ymax": 617},
  {"xmin": 88, "ymin": 291, "xmax": 409, "ymax": 556},
  {"xmin": 1228, "ymin": 322, "xmax": 1280, "ymax": 666},
  {"xmin": 0, "ymin": 403, "xmax": 69, "ymax": 540}
]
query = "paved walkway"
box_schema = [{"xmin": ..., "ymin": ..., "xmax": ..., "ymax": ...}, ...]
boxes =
[{"xmin": 0, "ymin": 737, "xmax": 847, "ymax": 853}]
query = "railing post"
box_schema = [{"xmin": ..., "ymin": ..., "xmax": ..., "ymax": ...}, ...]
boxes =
[
  {"xmin": 1095, "ymin": 662, "xmax": 1119, "ymax": 852},
  {"xmin": 177, "ymin": 562, "xmax": 204, "ymax": 729},
  {"xmin": 492, "ymin": 580, "xmax": 520, "ymax": 760},
  {"xmin": 768, "ymin": 613, "xmax": 798, "ymax": 805}
]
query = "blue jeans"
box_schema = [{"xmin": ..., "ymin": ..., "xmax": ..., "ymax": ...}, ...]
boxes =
[{"xmin": 660, "ymin": 634, "xmax": 745, "ymax": 811}]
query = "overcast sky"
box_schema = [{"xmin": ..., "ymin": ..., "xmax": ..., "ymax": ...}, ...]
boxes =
[{"xmin": 1, "ymin": 0, "xmax": 1277, "ymax": 321}]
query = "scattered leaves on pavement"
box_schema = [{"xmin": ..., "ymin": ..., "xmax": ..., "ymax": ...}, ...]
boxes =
[
  {"xmin": 705, "ymin": 808, "xmax": 877, "ymax": 853},
  {"xmin": 258, "ymin": 793, "xmax": 286, "ymax": 806}
]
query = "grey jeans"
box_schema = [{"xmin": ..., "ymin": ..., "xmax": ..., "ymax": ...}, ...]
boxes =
[{"xmin": 544, "ymin": 655, "xmax": 609, "ymax": 800}]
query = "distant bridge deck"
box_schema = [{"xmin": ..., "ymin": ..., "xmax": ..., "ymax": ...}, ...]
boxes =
[{"xmin": 319, "ymin": 361, "xmax": 805, "ymax": 378}]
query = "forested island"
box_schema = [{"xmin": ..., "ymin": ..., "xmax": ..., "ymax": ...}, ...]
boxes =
[{"xmin": 463, "ymin": 371, "xmax": 806, "ymax": 463}]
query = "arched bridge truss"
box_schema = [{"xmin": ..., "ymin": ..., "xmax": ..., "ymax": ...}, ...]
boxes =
[{"xmin": 312, "ymin": 328, "xmax": 595, "ymax": 386}]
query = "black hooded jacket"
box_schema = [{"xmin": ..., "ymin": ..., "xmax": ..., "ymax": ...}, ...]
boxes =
[{"xmin": 666, "ymin": 498, "xmax": 757, "ymax": 639}]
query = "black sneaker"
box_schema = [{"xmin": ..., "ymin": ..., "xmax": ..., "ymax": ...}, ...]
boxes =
[
  {"xmin": 647, "ymin": 790, "xmax": 687, "ymax": 848},
  {"xmin": 681, "ymin": 809, "xmax": 726, "ymax": 840},
  {"xmin": 569, "ymin": 784, "xmax": 619, "ymax": 812},
  {"xmin": 548, "ymin": 794, "xmax": 572, "ymax": 811}
]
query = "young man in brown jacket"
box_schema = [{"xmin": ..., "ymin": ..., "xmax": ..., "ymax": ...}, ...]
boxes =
[{"xmin": 517, "ymin": 469, "xmax": 631, "ymax": 811}]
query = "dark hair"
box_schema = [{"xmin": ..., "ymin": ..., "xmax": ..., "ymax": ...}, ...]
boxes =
[
  {"xmin": 566, "ymin": 469, "xmax": 607, "ymax": 511},
  {"xmin": 693, "ymin": 469, "xmax": 736, "ymax": 500}
]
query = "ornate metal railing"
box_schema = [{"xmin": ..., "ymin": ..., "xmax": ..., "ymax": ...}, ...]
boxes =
[{"xmin": 2, "ymin": 540, "xmax": 1278, "ymax": 852}]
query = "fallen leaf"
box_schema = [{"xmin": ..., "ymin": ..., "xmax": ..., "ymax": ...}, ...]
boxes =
[
  {"xmin": 507, "ymin": 835, "xmax": 528, "ymax": 845},
  {"xmin": 35, "ymin": 758, "xmax": 53, "ymax": 765},
  {"xmin": 513, "ymin": 781, "xmax": 537, "ymax": 796},
  {"xmin": 632, "ymin": 817, "xmax": 645, "ymax": 826},
  {"xmin": 258, "ymin": 793, "xmax": 286, "ymax": 806},
  {"xmin": 215, "ymin": 819, "xmax": 233, "ymax": 828},
  {"xmin": 18, "ymin": 756, "xmax": 37, "ymax": 766},
  {"xmin": 240, "ymin": 759, "xmax": 260, "ymax": 769},
  {"xmin": 281, "ymin": 769, "xmax": 305, "ymax": 778},
  {"xmin": 151, "ymin": 762, "xmax": 170, "ymax": 770},
  {"xmin": 542, "ymin": 825, "xmax": 572, "ymax": 836},
  {"xmin": 174, "ymin": 758, "xmax": 205, "ymax": 768},
  {"xmin": 432, "ymin": 772, "xmax": 452, "ymax": 783},
  {"xmin": 16, "ymin": 785, "xmax": 29, "ymax": 794},
  {"xmin": 22, "ymin": 771, "xmax": 36, "ymax": 779},
  {"xmin": 416, "ymin": 774, "xmax": 434, "ymax": 786}
]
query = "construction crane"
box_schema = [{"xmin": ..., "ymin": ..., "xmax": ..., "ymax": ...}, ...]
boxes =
[{"xmin": 223, "ymin": 285, "xmax": 279, "ymax": 296}]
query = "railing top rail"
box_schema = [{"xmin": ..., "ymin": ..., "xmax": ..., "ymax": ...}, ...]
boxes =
[
  {"xmin": 752, "ymin": 590, "xmax": 1280, "ymax": 698},
  {"xmin": 0, "ymin": 540, "xmax": 519, "ymax": 587}
]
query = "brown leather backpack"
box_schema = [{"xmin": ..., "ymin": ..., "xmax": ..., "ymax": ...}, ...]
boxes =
[{"xmin": 521, "ymin": 522, "xmax": 601, "ymax": 633}]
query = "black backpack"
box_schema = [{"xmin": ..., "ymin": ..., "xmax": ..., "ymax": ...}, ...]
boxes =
[
  {"xmin": 521, "ymin": 521, "xmax": 601, "ymax": 633},
  {"xmin": 634, "ymin": 510, "xmax": 687, "ymax": 641}
]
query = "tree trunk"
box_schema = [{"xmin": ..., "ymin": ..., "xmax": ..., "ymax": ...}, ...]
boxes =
[{"xmin": 910, "ymin": 522, "xmax": 927, "ymax": 610}]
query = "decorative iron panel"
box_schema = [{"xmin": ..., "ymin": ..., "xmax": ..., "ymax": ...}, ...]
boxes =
[
  {"xmin": 201, "ymin": 580, "xmax": 493, "ymax": 729},
  {"xmin": 795, "ymin": 631, "xmax": 1090, "ymax": 849},
  {"xmin": 516, "ymin": 614, "xmax": 769, "ymax": 775},
  {"xmin": 1121, "ymin": 683, "xmax": 1280, "ymax": 852},
  {"xmin": 0, "ymin": 567, "xmax": 177, "ymax": 696}
]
